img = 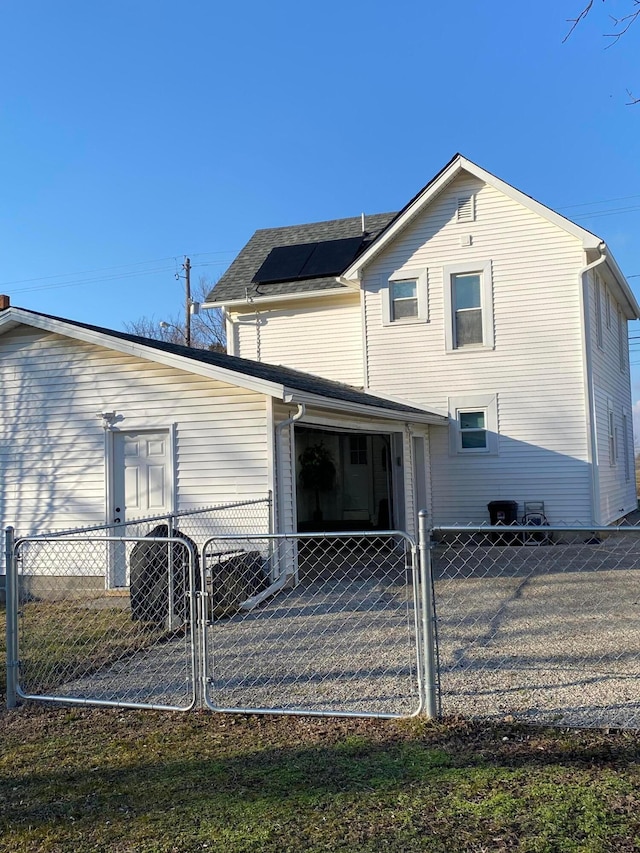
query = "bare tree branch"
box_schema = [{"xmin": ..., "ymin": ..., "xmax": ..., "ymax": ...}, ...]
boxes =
[
  {"xmin": 124, "ymin": 276, "xmax": 226, "ymax": 352},
  {"xmin": 563, "ymin": 0, "xmax": 596, "ymax": 43}
]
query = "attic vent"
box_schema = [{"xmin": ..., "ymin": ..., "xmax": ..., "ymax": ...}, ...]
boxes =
[{"xmin": 457, "ymin": 194, "xmax": 475, "ymax": 223}]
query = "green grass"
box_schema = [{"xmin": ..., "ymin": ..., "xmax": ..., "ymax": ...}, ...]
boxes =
[
  {"xmin": 3, "ymin": 605, "xmax": 640, "ymax": 851},
  {"xmin": 2, "ymin": 708, "xmax": 640, "ymax": 852},
  {"xmin": 1, "ymin": 600, "xmax": 175, "ymax": 700}
]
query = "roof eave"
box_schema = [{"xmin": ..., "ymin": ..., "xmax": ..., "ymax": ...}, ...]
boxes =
[{"xmin": 283, "ymin": 389, "xmax": 447, "ymax": 425}]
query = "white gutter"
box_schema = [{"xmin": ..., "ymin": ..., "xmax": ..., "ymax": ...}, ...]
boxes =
[
  {"xmin": 579, "ymin": 244, "xmax": 608, "ymax": 525},
  {"xmin": 274, "ymin": 403, "xmax": 306, "ymax": 534},
  {"xmin": 201, "ymin": 287, "xmax": 353, "ymax": 311}
]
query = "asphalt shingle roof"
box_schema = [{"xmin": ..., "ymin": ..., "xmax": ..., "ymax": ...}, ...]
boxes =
[
  {"xmin": 207, "ymin": 212, "xmax": 397, "ymax": 304},
  {"xmin": 8, "ymin": 307, "xmax": 442, "ymax": 420}
]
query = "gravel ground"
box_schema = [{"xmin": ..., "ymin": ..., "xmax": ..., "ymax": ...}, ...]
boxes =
[{"xmin": 434, "ymin": 537, "xmax": 640, "ymax": 729}]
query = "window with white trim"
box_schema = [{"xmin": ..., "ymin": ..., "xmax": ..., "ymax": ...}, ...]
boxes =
[
  {"xmin": 443, "ymin": 260, "xmax": 494, "ymax": 351},
  {"xmin": 383, "ymin": 268, "xmax": 428, "ymax": 325},
  {"xmin": 459, "ymin": 410, "xmax": 487, "ymax": 449},
  {"xmin": 618, "ymin": 306, "xmax": 626, "ymax": 372},
  {"xmin": 594, "ymin": 273, "xmax": 603, "ymax": 350},
  {"xmin": 608, "ymin": 402, "xmax": 617, "ymax": 466},
  {"xmin": 390, "ymin": 280, "xmax": 418, "ymax": 320},
  {"xmin": 622, "ymin": 411, "xmax": 630, "ymax": 481},
  {"xmin": 449, "ymin": 394, "xmax": 498, "ymax": 455}
]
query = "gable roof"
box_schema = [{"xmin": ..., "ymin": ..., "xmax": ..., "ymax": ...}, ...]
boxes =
[
  {"xmin": 207, "ymin": 153, "xmax": 638, "ymax": 318},
  {"xmin": 206, "ymin": 212, "xmax": 395, "ymax": 306},
  {"xmin": 341, "ymin": 153, "xmax": 604, "ymax": 278},
  {"xmin": 0, "ymin": 306, "xmax": 446, "ymax": 425}
]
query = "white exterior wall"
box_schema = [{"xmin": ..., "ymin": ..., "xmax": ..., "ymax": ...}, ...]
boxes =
[
  {"xmin": 361, "ymin": 173, "xmax": 592, "ymax": 525},
  {"xmin": 229, "ymin": 292, "xmax": 364, "ymax": 386},
  {"xmin": 0, "ymin": 326, "xmax": 270, "ymax": 560},
  {"xmin": 588, "ymin": 270, "xmax": 637, "ymax": 523}
]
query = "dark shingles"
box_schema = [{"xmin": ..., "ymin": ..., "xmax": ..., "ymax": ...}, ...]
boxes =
[
  {"xmin": 13, "ymin": 307, "xmax": 442, "ymax": 420},
  {"xmin": 207, "ymin": 212, "xmax": 397, "ymax": 304}
]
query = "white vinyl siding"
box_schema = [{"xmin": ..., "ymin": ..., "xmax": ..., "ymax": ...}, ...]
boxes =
[
  {"xmin": 0, "ymin": 326, "xmax": 270, "ymax": 560},
  {"xmin": 230, "ymin": 293, "xmax": 363, "ymax": 386},
  {"xmin": 362, "ymin": 172, "xmax": 592, "ymax": 524},
  {"xmin": 589, "ymin": 265, "xmax": 636, "ymax": 522}
]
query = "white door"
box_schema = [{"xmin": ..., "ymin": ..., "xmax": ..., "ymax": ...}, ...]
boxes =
[{"xmin": 111, "ymin": 431, "xmax": 172, "ymax": 586}]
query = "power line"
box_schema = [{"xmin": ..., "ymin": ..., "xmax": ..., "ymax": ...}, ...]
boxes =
[{"xmin": 558, "ymin": 193, "xmax": 640, "ymax": 211}]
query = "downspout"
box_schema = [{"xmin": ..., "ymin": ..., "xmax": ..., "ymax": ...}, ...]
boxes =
[
  {"xmin": 579, "ymin": 243, "xmax": 607, "ymax": 525},
  {"xmin": 275, "ymin": 403, "xmax": 306, "ymax": 533}
]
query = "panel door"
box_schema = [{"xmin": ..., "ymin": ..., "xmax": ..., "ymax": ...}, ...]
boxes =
[{"xmin": 111, "ymin": 431, "xmax": 172, "ymax": 586}]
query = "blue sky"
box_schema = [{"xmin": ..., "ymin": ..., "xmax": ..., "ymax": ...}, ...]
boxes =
[{"xmin": 1, "ymin": 1, "xmax": 639, "ymax": 415}]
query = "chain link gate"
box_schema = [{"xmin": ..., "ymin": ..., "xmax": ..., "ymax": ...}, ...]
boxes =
[
  {"xmin": 5, "ymin": 524, "xmax": 434, "ymax": 719},
  {"xmin": 5, "ymin": 530, "xmax": 199, "ymax": 711},
  {"xmin": 200, "ymin": 530, "xmax": 429, "ymax": 718}
]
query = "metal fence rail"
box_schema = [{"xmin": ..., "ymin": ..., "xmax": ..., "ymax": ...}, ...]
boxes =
[
  {"xmin": 201, "ymin": 531, "xmax": 425, "ymax": 719},
  {"xmin": 430, "ymin": 523, "xmax": 640, "ymax": 729}
]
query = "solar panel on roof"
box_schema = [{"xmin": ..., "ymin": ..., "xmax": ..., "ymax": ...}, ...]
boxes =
[
  {"xmin": 252, "ymin": 242, "xmax": 316, "ymax": 284},
  {"xmin": 298, "ymin": 236, "xmax": 364, "ymax": 278},
  {"xmin": 252, "ymin": 236, "xmax": 365, "ymax": 284}
]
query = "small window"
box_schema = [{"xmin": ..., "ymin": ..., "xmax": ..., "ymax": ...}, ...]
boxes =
[
  {"xmin": 384, "ymin": 268, "xmax": 428, "ymax": 325},
  {"xmin": 459, "ymin": 410, "xmax": 487, "ymax": 450},
  {"xmin": 349, "ymin": 435, "xmax": 367, "ymax": 465},
  {"xmin": 449, "ymin": 394, "xmax": 498, "ymax": 456},
  {"xmin": 390, "ymin": 280, "xmax": 418, "ymax": 320},
  {"xmin": 453, "ymin": 272, "xmax": 483, "ymax": 347}
]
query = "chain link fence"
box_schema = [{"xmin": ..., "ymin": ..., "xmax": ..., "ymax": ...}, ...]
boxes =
[
  {"xmin": 6, "ymin": 510, "xmax": 640, "ymax": 728},
  {"xmin": 430, "ymin": 523, "xmax": 640, "ymax": 729}
]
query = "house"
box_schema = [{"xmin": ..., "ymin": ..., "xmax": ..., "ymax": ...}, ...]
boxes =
[
  {"xmin": 0, "ymin": 303, "xmax": 445, "ymax": 579},
  {"xmin": 205, "ymin": 154, "xmax": 640, "ymax": 527}
]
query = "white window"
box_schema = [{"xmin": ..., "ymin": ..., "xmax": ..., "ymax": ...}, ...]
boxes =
[
  {"xmin": 618, "ymin": 306, "xmax": 626, "ymax": 372},
  {"xmin": 449, "ymin": 394, "xmax": 498, "ymax": 455},
  {"xmin": 594, "ymin": 273, "xmax": 603, "ymax": 350},
  {"xmin": 443, "ymin": 260, "xmax": 494, "ymax": 352},
  {"xmin": 390, "ymin": 280, "xmax": 418, "ymax": 320},
  {"xmin": 383, "ymin": 268, "xmax": 428, "ymax": 325},
  {"xmin": 608, "ymin": 403, "xmax": 617, "ymax": 466},
  {"xmin": 622, "ymin": 411, "xmax": 630, "ymax": 481},
  {"xmin": 459, "ymin": 410, "xmax": 487, "ymax": 450}
]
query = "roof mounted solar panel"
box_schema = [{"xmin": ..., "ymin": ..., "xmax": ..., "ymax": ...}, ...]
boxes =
[
  {"xmin": 298, "ymin": 236, "xmax": 364, "ymax": 278},
  {"xmin": 252, "ymin": 236, "xmax": 365, "ymax": 284},
  {"xmin": 252, "ymin": 242, "xmax": 316, "ymax": 284}
]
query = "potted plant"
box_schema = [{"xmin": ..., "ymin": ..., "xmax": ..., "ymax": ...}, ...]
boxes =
[{"xmin": 298, "ymin": 441, "xmax": 336, "ymax": 522}]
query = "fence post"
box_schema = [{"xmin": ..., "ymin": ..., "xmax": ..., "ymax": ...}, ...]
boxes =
[
  {"xmin": 5, "ymin": 526, "xmax": 18, "ymax": 709},
  {"xmin": 418, "ymin": 510, "xmax": 438, "ymax": 718}
]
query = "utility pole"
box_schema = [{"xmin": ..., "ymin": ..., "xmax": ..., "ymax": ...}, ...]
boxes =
[{"xmin": 183, "ymin": 257, "xmax": 191, "ymax": 347}]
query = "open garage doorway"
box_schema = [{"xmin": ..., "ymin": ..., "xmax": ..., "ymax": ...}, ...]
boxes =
[{"xmin": 295, "ymin": 427, "xmax": 403, "ymax": 532}]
